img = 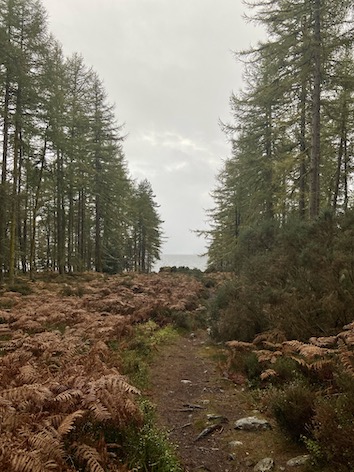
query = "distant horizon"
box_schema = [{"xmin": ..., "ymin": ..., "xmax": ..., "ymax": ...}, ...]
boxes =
[
  {"xmin": 159, "ymin": 252, "xmax": 207, "ymax": 256},
  {"xmin": 153, "ymin": 253, "xmax": 208, "ymax": 271}
]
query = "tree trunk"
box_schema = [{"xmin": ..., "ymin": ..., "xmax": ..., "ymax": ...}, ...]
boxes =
[
  {"xmin": 95, "ymin": 154, "xmax": 102, "ymax": 272},
  {"xmin": 29, "ymin": 131, "xmax": 48, "ymax": 279},
  {"xmin": 309, "ymin": 0, "xmax": 321, "ymax": 219},
  {"xmin": 265, "ymin": 105, "xmax": 274, "ymax": 219},
  {"xmin": 0, "ymin": 75, "xmax": 10, "ymax": 282},
  {"xmin": 56, "ymin": 150, "xmax": 65, "ymax": 275},
  {"xmin": 67, "ymin": 184, "xmax": 74, "ymax": 272},
  {"xmin": 299, "ymin": 80, "xmax": 308, "ymax": 218},
  {"xmin": 332, "ymin": 93, "xmax": 348, "ymax": 213},
  {"xmin": 9, "ymin": 89, "xmax": 22, "ymax": 284}
]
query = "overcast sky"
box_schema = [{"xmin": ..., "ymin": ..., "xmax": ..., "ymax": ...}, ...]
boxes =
[{"xmin": 41, "ymin": 0, "xmax": 263, "ymax": 254}]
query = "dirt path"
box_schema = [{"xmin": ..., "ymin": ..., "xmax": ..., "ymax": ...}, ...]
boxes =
[{"xmin": 148, "ymin": 332, "xmax": 309, "ymax": 472}]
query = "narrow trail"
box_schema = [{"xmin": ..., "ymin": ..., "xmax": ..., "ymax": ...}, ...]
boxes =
[{"xmin": 148, "ymin": 332, "xmax": 309, "ymax": 472}]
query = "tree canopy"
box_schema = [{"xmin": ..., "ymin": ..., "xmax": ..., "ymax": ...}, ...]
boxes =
[{"xmin": 206, "ymin": 0, "xmax": 354, "ymax": 271}]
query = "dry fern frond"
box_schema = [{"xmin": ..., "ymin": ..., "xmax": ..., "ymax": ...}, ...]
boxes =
[
  {"xmin": 95, "ymin": 374, "xmax": 140, "ymax": 396},
  {"xmin": 338, "ymin": 331, "xmax": 354, "ymax": 346},
  {"xmin": 308, "ymin": 359, "xmax": 334, "ymax": 371},
  {"xmin": 27, "ymin": 429, "xmax": 64, "ymax": 463},
  {"xmin": 254, "ymin": 349, "xmax": 282, "ymax": 363},
  {"xmin": 57, "ymin": 410, "xmax": 86, "ymax": 436},
  {"xmin": 44, "ymin": 414, "xmax": 66, "ymax": 429},
  {"xmin": 309, "ymin": 336, "xmax": 338, "ymax": 348},
  {"xmin": 0, "ymin": 323, "xmax": 11, "ymax": 334},
  {"xmin": 338, "ymin": 341, "xmax": 354, "ymax": 377},
  {"xmin": 53, "ymin": 389, "xmax": 83, "ymax": 406},
  {"xmin": 253, "ymin": 329, "xmax": 287, "ymax": 346},
  {"xmin": 343, "ymin": 321, "xmax": 354, "ymax": 331},
  {"xmin": 226, "ymin": 340, "xmax": 253, "ymax": 351},
  {"xmin": 282, "ymin": 340, "xmax": 303, "ymax": 353},
  {"xmin": 11, "ymin": 451, "xmax": 58, "ymax": 472},
  {"xmin": 254, "ymin": 349, "xmax": 273, "ymax": 363},
  {"xmin": 18, "ymin": 364, "xmax": 38, "ymax": 384},
  {"xmin": 262, "ymin": 341, "xmax": 283, "ymax": 351},
  {"xmin": 87, "ymin": 401, "xmax": 112, "ymax": 422},
  {"xmin": 260, "ymin": 369, "xmax": 278, "ymax": 381},
  {"xmin": 298, "ymin": 344, "xmax": 329, "ymax": 359},
  {"xmin": 75, "ymin": 444, "xmax": 105, "ymax": 472},
  {"xmin": 289, "ymin": 356, "xmax": 308, "ymax": 368},
  {"xmin": 1, "ymin": 384, "xmax": 53, "ymax": 406}
]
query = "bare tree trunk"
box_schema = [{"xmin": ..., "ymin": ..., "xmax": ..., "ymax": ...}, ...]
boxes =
[
  {"xmin": 30, "ymin": 131, "xmax": 48, "ymax": 279},
  {"xmin": 67, "ymin": 185, "xmax": 74, "ymax": 272},
  {"xmin": 299, "ymin": 80, "xmax": 308, "ymax": 218},
  {"xmin": 9, "ymin": 90, "xmax": 22, "ymax": 285},
  {"xmin": 95, "ymin": 153, "xmax": 102, "ymax": 272},
  {"xmin": 77, "ymin": 188, "xmax": 85, "ymax": 271},
  {"xmin": 56, "ymin": 150, "xmax": 65, "ymax": 275},
  {"xmin": 309, "ymin": 0, "xmax": 321, "ymax": 219},
  {"xmin": 343, "ymin": 138, "xmax": 349, "ymax": 212},
  {"xmin": 0, "ymin": 75, "xmax": 10, "ymax": 283},
  {"xmin": 18, "ymin": 141, "xmax": 28, "ymax": 274},
  {"xmin": 332, "ymin": 91, "xmax": 348, "ymax": 213},
  {"xmin": 265, "ymin": 105, "xmax": 274, "ymax": 219}
]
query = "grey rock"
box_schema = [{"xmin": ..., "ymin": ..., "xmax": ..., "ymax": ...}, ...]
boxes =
[
  {"xmin": 229, "ymin": 440, "xmax": 243, "ymax": 448},
  {"xmin": 286, "ymin": 455, "xmax": 311, "ymax": 467},
  {"xmin": 253, "ymin": 458, "xmax": 274, "ymax": 472},
  {"xmin": 234, "ymin": 416, "xmax": 271, "ymax": 431}
]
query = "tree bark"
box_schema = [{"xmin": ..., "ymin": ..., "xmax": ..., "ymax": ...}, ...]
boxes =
[
  {"xmin": 0, "ymin": 75, "xmax": 10, "ymax": 282},
  {"xmin": 29, "ymin": 131, "xmax": 48, "ymax": 279},
  {"xmin": 299, "ymin": 80, "xmax": 307, "ymax": 218},
  {"xmin": 56, "ymin": 149, "xmax": 65, "ymax": 275},
  {"xmin": 9, "ymin": 89, "xmax": 22, "ymax": 285},
  {"xmin": 309, "ymin": 0, "xmax": 321, "ymax": 219}
]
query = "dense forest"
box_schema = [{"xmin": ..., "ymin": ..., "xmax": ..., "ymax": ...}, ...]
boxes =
[
  {"xmin": 205, "ymin": 2, "xmax": 354, "ymax": 469},
  {"xmin": 206, "ymin": 0, "xmax": 354, "ymax": 338},
  {"xmin": 0, "ymin": 0, "xmax": 163, "ymax": 282}
]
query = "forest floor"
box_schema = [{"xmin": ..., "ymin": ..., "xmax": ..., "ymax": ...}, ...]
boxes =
[
  {"xmin": 0, "ymin": 272, "xmax": 335, "ymax": 471},
  {"xmin": 148, "ymin": 330, "xmax": 311, "ymax": 472}
]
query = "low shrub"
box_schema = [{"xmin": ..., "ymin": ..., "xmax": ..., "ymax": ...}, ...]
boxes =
[
  {"xmin": 309, "ymin": 393, "xmax": 354, "ymax": 470},
  {"xmin": 8, "ymin": 280, "xmax": 33, "ymax": 295},
  {"xmin": 272, "ymin": 356, "xmax": 304, "ymax": 384},
  {"xmin": 60, "ymin": 284, "xmax": 85, "ymax": 297},
  {"xmin": 268, "ymin": 381, "xmax": 316, "ymax": 441},
  {"xmin": 123, "ymin": 400, "xmax": 182, "ymax": 472}
]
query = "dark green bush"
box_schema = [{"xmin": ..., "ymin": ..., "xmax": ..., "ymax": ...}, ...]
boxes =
[
  {"xmin": 8, "ymin": 280, "xmax": 33, "ymax": 295},
  {"xmin": 272, "ymin": 356, "xmax": 304, "ymax": 384},
  {"xmin": 309, "ymin": 392, "xmax": 354, "ymax": 470},
  {"xmin": 123, "ymin": 400, "xmax": 182, "ymax": 472},
  {"xmin": 268, "ymin": 381, "xmax": 315, "ymax": 441},
  {"xmin": 208, "ymin": 279, "xmax": 269, "ymax": 342}
]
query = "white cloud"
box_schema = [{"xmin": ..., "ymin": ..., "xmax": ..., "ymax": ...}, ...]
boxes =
[{"xmin": 141, "ymin": 130, "xmax": 209, "ymax": 154}]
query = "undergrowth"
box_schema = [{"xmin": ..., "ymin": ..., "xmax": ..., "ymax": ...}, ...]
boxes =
[
  {"xmin": 0, "ymin": 273, "xmax": 204, "ymax": 471},
  {"xmin": 123, "ymin": 399, "xmax": 182, "ymax": 472},
  {"xmin": 121, "ymin": 321, "xmax": 178, "ymax": 389}
]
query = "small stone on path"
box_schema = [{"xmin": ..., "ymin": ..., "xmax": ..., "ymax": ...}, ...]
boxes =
[
  {"xmin": 234, "ymin": 416, "xmax": 271, "ymax": 431},
  {"xmin": 229, "ymin": 440, "xmax": 243, "ymax": 448},
  {"xmin": 253, "ymin": 457, "xmax": 274, "ymax": 471},
  {"xmin": 286, "ymin": 454, "xmax": 311, "ymax": 467}
]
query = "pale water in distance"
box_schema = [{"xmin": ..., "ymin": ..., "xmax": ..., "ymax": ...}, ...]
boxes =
[{"xmin": 153, "ymin": 254, "xmax": 208, "ymax": 272}]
